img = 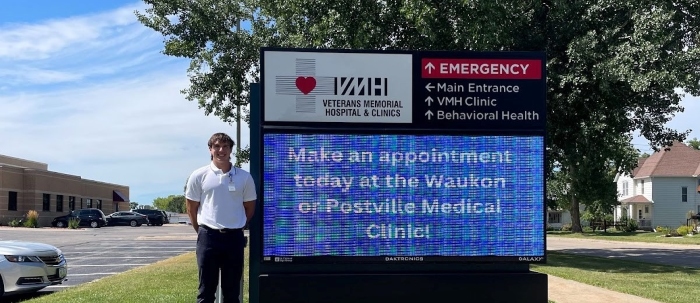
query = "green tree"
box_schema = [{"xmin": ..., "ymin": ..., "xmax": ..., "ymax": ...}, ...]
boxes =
[
  {"xmin": 153, "ymin": 195, "xmax": 187, "ymax": 213},
  {"xmin": 129, "ymin": 202, "xmax": 139, "ymax": 210},
  {"xmin": 136, "ymin": 0, "xmax": 699, "ymax": 232},
  {"xmin": 687, "ymin": 137, "xmax": 700, "ymax": 150}
]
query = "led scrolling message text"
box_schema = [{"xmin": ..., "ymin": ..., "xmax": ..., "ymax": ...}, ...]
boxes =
[{"xmin": 262, "ymin": 134, "xmax": 545, "ymax": 258}]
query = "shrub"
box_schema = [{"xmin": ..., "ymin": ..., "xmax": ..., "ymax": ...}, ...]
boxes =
[
  {"xmin": 68, "ymin": 217, "xmax": 81, "ymax": 229},
  {"xmin": 582, "ymin": 226, "xmax": 594, "ymax": 233},
  {"xmin": 23, "ymin": 210, "xmax": 39, "ymax": 228},
  {"xmin": 655, "ymin": 226, "xmax": 670, "ymax": 234},
  {"xmin": 622, "ymin": 219, "xmax": 638, "ymax": 232},
  {"xmin": 8, "ymin": 219, "xmax": 20, "ymax": 227},
  {"xmin": 677, "ymin": 225, "xmax": 693, "ymax": 236},
  {"xmin": 561, "ymin": 223, "xmax": 572, "ymax": 231}
]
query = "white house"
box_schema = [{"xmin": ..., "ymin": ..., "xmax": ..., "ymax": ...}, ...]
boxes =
[{"xmin": 614, "ymin": 141, "xmax": 700, "ymax": 229}]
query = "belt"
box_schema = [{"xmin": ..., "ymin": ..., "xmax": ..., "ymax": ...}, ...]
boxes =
[{"xmin": 200, "ymin": 225, "xmax": 242, "ymax": 233}]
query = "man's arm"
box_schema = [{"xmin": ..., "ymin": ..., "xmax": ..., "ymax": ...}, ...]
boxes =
[
  {"xmin": 243, "ymin": 200, "xmax": 256, "ymax": 226},
  {"xmin": 186, "ymin": 199, "xmax": 200, "ymax": 232},
  {"xmin": 184, "ymin": 173, "xmax": 202, "ymax": 233},
  {"xmin": 242, "ymin": 174, "xmax": 257, "ymax": 227}
]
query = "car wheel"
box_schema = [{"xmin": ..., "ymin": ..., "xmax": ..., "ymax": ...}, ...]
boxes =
[
  {"xmin": 90, "ymin": 221, "xmax": 99, "ymax": 228},
  {"xmin": 56, "ymin": 221, "xmax": 66, "ymax": 228},
  {"xmin": 130, "ymin": 220, "xmax": 138, "ymax": 227}
]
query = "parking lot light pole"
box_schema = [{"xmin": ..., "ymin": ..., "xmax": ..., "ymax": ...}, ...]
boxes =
[{"xmin": 217, "ymin": 16, "xmax": 244, "ymax": 303}]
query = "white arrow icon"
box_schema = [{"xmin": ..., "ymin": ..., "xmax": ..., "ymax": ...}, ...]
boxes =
[
  {"xmin": 425, "ymin": 83, "xmax": 434, "ymax": 92},
  {"xmin": 425, "ymin": 110, "xmax": 434, "ymax": 120},
  {"xmin": 425, "ymin": 96, "xmax": 434, "ymax": 106},
  {"xmin": 424, "ymin": 62, "xmax": 435, "ymax": 74}
]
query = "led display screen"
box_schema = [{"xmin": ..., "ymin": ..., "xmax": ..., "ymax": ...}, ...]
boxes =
[{"xmin": 262, "ymin": 133, "xmax": 545, "ymax": 262}]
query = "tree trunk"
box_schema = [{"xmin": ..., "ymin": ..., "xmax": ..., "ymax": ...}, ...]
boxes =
[
  {"xmin": 569, "ymin": 165, "xmax": 583, "ymax": 233},
  {"xmin": 570, "ymin": 196, "xmax": 583, "ymax": 233}
]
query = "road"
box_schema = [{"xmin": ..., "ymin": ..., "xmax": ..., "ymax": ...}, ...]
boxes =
[{"xmin": 547, "ymin": 236, "xmax": 700, "ymax": 268}]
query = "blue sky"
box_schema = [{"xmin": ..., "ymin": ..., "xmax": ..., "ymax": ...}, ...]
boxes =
[
  {"xmin": 0, "ymin": 0, "xmax": 250, "ymax": 205},
  {"xmin": 0, "ymin": 1, "xmax": 698, "ymax": 205}
]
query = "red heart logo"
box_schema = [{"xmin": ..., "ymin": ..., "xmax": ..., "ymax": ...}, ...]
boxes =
[{"xmin": 295, "ymin": 77, "xmax": 316, "ymax": 95}]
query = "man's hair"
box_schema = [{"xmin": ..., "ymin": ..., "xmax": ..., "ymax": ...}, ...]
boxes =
[{"xmin": 208, "ymin": 132, "xmax": 235, "ymax": 148}]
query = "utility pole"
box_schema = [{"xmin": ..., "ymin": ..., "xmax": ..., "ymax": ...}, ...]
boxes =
[
  {"xmin": 235, "ymin": 18, "xmax": 242, "ymax": 168},
  {"xmin": 217, "ymin": 17, "xmax": 244, "ymax": 303}
]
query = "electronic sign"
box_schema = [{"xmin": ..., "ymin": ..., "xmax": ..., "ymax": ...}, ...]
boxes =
[{"xmin": 259, "ymin": 48, "xmax": 546, "ymax": 264}]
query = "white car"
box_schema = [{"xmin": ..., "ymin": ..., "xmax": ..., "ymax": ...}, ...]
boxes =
[{"xmin": 0, "ymin": 241, "xmax": 68, "ymax": 297}]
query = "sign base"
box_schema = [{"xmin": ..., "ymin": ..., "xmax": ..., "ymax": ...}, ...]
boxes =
[{"xmin": 258, "ymin": 272, "xmax": 548, "ymax": 303}]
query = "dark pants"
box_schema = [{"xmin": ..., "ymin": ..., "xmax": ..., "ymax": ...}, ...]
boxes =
[{"xmin": 196, "ymin": 226, "xmax": 245, "ymax": 303}]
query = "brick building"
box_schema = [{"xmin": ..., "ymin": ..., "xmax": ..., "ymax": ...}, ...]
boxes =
[{"xmin": 0, "ymin": 154, "xmax": 130, "ymax": 227}]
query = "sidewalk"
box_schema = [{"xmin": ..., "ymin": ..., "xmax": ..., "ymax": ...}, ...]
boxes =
[
  {"xmin": 545, "ymin": 236, "xmax": 700, "ymax": 303},
  {"xmin": 548, "ymin": 275, "xmax": 663, "ymax": 303}
]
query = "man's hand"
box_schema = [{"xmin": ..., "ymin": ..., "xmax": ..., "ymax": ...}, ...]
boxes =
[{"xmin": 186, "ymin": 199, "xmax": 200, "ymax": 233}]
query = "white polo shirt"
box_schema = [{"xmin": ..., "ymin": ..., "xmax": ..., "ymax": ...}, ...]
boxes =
[{"xmin": 185, "ymin": 162, "xmax": 257, "ymax": 229}]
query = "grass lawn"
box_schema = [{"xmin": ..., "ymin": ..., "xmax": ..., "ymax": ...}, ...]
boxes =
[
  {"xmin": 21, "ymin": 248, "xmax": 250, "ymax": 303},
  {"xmin": 548, "ymin": 230, "xmax": 700, "ymax": 245},
  {"xmin": 19, "ymin": 247, "xmax": 700, "ymax": 303},
  {"xmin": 533, "ymin": 251, "xmax": 700, "ymax": 303}
]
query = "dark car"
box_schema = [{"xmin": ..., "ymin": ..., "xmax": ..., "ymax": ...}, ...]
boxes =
[
  {"xmin": 132, "ymin": 209, "xmax": 166, "ymax": 226},
  {"xmin": 51, "ymin": 208, "xmax": 107, "ymax": 228},
  {"xmin": 105, "ymin": 211, "xmax": 149, "ymax": 227},
  {"xmin": 160, "ymin": 211, "xmax": 170, "ymax": 224}
]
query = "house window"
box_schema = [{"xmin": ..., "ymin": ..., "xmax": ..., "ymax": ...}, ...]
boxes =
[
  {"xmin": 640, "ymin": 180, "xmax": 645, "ymax": 194},
  {"xmin": 69, "ymin": 196, "xmax": 75, "ymax": 211},
  {"xmin": 548, "ymin": 212, "xmax": 562, "ymax": 224},
  {"xmin": 97, "ymin": 199, "xmax": 102, "ymax": 210},
  {"xmin": 645, "ymin": 206, "xmax": 649, "ymax": 214},
  {"xmin": 56, "ymin": 195, "xmax": 64, "ymax": 212},
  {"xmin": 622, "ymin": 182, "xmax": 629, "ymax": 196},
  {"xmin": 682, "ymin": 186, "xmax": 688, "ymax": 202},
  {"xmin": 8, "ymin": 191, "xmax": 18, "ymax": 211},
  {"xmin": 42, "ymin": 194, "xmax": 51, "ymax": 211},
  {"xmin": 86, "ymin": 198, "xmax": 92, "ymax": 208}
]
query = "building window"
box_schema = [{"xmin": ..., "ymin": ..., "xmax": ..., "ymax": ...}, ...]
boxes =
[
  {"xmin": 548, "ymin": 212, "xmax": 562, "ymax": 224},
  {"xmin": 42, "ymin": 194, "xmax": 51, "ymax": 211},
  {"xmin": 622, "ymin": 181, "xmax": 629, "ymax": 196},
  {"xmin": 97, "ymin": 199, "xmax": 102, "ymax": 210},
  {"xmin": 682, "ymin": 186, "xmax": 688, "ymax": 202},
  {"xmin": 80, "ymin": 198, "xmax": 84, "ymax": 209},
  {"xmin": 8, "ymin": 191, "xmax": 18, "ymax": 211},
  {"xmin": 86, "ymin": 198, "xmax": 92, "ymax": 208},
  {"xmin": 640, "ymin": 180, "xmax": 645, "ymax": 194},
  {"xmin": 69, "ymin": 196, "xmax": 75, "ymax": 211},
  {"xmin": 645, "ymin": 206, "xmax": 649, "ymax": 214},
  {"xmin": 56, "ymin": 195, "xmax": 64, "ymax": 212}
]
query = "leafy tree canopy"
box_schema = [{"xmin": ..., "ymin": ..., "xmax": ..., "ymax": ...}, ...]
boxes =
[
  {"xmin": 153, "ymin": 195, "xmax": 186, "ymax": 213},
  {"xmin": 136, "ymin": 0, "xmax": 700, "ymax": 231}
]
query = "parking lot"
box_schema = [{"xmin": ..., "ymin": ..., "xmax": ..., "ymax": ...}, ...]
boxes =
[{"xmin": 0, "ymin": 223, "xmax": 198, "ymax": 302}]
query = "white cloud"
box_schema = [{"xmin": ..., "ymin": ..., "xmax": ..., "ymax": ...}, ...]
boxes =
[
  {"xmin": 0, "ymin": 3, "xmax": 145, "ymax": 61},
  {"xmin": 0, "ymin": 3, "xmax": 251, "ymax": 204}
]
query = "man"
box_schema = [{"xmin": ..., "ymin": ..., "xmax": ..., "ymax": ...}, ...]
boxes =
[{"xmin": 185, "ymin": 132, "xmax": 256, "ymax": 303}]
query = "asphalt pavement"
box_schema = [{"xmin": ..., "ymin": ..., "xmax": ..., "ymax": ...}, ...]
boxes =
[
  {"xmin": 547, "ymin": 236, "xmax": 700, "ymax": 268},
  {"xmin": 0, "ymin": 224, "xmax": 198, "ymax": 302}
]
